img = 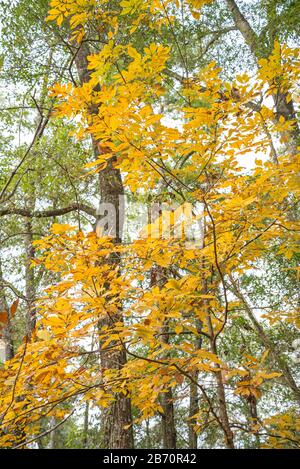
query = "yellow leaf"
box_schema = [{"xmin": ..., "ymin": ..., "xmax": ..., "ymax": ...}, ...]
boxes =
[
  {"xmin": 37, "ymin": 329, "xmax": 51, "ymax": 341},
  {"xmin": 51, "ymin": 223, "xmax": 76, "ymax": 234}
]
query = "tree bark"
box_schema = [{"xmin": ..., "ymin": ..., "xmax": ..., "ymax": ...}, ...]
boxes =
[
  {"xmin": 0, "ymin": 203, "xmax": 96, "ymax": 219},
  {"xmin": 226, "ymin": 0, "xmax": 299, "ymax": 154},
  {"xmin": 200, "ymin": 217, "xmax": 234, "ymax": 449},
  {"xmin": 188, "ymin": 370, "xmax": 198, "ymax": 449},
  {"xmin": 73, "ymin": 40, "xmax": 133, "ymax": 449},
  {"xmin": 205, "ymin": 310, "xmax": 235, "ymax": 449},
  {"xmin": 83, "ymin": 401, "xmax": 89, "ymax": 449},
  {"xmin": 160, "ymin": 389, "xmax": 177, "ymax": 449},
  {"xmin": 49, "ymin": 416, "xmax": 58, "ymax": 449},
  {"xmin": 24, "ymin": 215, "xmax": 36, "ymax": 336},
  {"xmin": 247, "ymin": 393, "xmax": 260, "ymax": 448},
  {"xmin": 158, "ymin": 316, "xmax": 177, "ymax": 449},
  {"xmin": 101, "ymin": 341, "xmax": 133, "ymax": 449},
  {"xmin": 148, "ymin": 203, "xmax": 177, "ymax": 449},
  {"xmin": 225, "ymin": 0, "xmax": 259, "ymax": 56},
  {"xmin": 0, "ymin": 258, "xmax": 14, "ymax": 361}
]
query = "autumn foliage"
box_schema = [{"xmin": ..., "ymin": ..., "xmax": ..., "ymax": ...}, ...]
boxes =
[{"xmin": 0, "ymin": 0, "xmax": 299, "ymax": 449}]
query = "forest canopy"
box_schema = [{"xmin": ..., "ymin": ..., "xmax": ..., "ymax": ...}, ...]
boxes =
[{"xmin": 0, "ymin": 0, "xmax": 299, "ymax": 449}]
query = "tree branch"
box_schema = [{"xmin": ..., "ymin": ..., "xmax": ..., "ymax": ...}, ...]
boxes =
[
  {"xmin": 225, "ymin": 0, "xmax": 259, "ymax": 55},
  {"xmin": 12, "ymin": 410, "xmax": 75, "ymax": 449},
  {"xmin": 0, "ymin": 203, "xmax": 96, "ymax": 219}
]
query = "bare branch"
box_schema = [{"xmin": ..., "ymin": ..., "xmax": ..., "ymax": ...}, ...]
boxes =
[{"xmin": 0, "ymin": 203, "xmax": 96, "ymax": 219}]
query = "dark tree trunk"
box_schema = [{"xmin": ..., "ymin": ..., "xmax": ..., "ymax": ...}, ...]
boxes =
[
  {"xmin": 247, "ymin": 394, "xmax": 260, "ymax": 447},
  {"xmin": 73, "ymin": 40, "xmax": 133, "ymax": 449},
  {"xmin": 148, "ymin": 200, "xmax": 177, "ymax": 449},
  {"xmin": 160, "ymin": 389, "xmax": 177, "ymax": 449},
  {"xmin": 206, "ymin": 312, "xmax": 235, "ymax": 449},
  {"xmin": 83, "ymin": 401, "xmax": 90, "ymax": 448},
  {"xmin": 188, "ymin": 372, "xmax": 198, "ymax": 449},
  {"xmin": 158, "ymin": 321, "xmax": 177, "ymax": 448}
]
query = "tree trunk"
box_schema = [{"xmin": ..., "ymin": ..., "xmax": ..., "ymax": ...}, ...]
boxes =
[
  {"xmin": 225, "ymin": 0, "xmax": 259, "ymax": 56},
  {"xmin": 188, "ymin": 370, "xmax": 198, "ymax": 449},
  {"xmin": 158, "ymin": 318, "xmax": 176, "ymax": 449},
  {"xmin": 73, "ymin": 40, "xmax": 133, "ymax": 449},
  {"xmin": 49, "ymin": 416, "xmax": 58, "ymax": 449},
  {"xmin": 226, "ymin": 0, "xmax": 299, "ymax": 154},
  {"xmin": 160, "ymin": 389, "xmax": 177, "ymax": 449},
  {"xmin": 188, "ymin": 321, "xmax": 202, "ymax": 449},
  {"xmin": 200, "ymin": 216, "xmax": 234, "ymax": 449},
  {"xmin": 148, "ymin": 202, "xmax": 177, "ymax": 449},
  {"xmin": 145, "ymin": 419, "xmax": 151, "ymax": 448},
  {"xmin": 156, "ymin": 296, "xmax": 177, "ymax": 449},
  {"xmin": 101, "ymin": 343, "xmax": 133, "ymax": 449},
  {"xmin": 247, "ymin": 394, "xmax": 260, "ymax": 448},
  {"xmin": 83, "ymin": 401, "xmax": 89, "ymax": 449},
  {"xmin": 24, "ymin": 215, "xmax": 36, "ymax": 336},
  {"xmin": 0, "ymin": 258, "xmax": 14, "ymax": 361},
  {"xmin": 205, "ymin": 310, "xmax": 235, "ymax": 449}
]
